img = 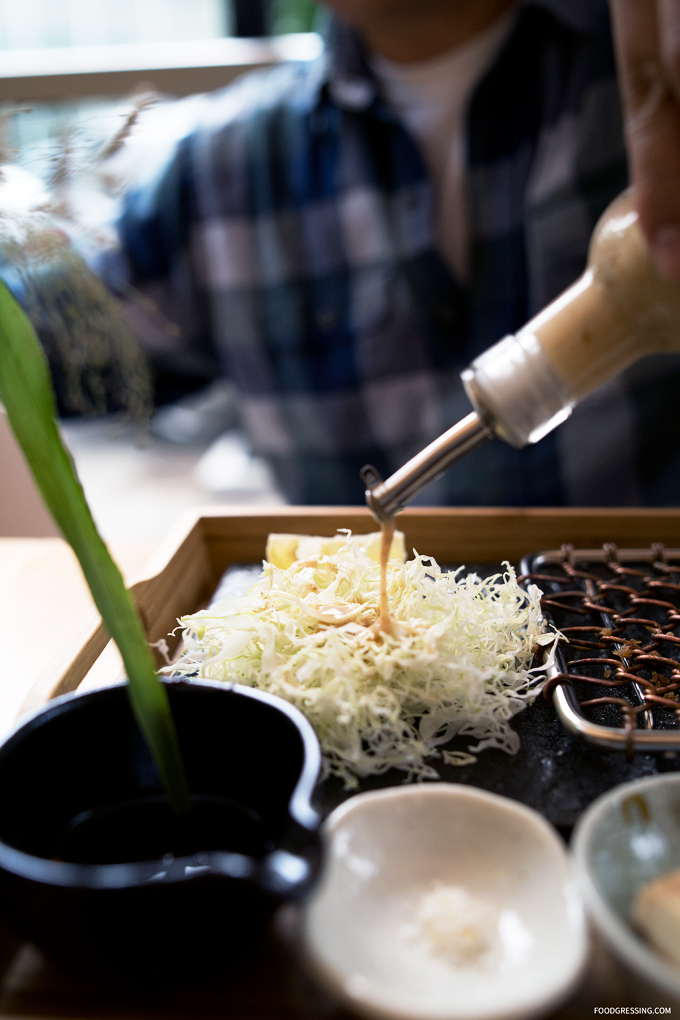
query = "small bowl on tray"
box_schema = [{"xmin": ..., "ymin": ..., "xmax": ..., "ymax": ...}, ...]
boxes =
[
  {"xmin": 0, "ymin": 679, "xmax": 323, "ymax": 986},
  {"xmin": 303, "ymin": 783, "xmax": 587, "ymax": 1020},
  {"xmin": 572, "ymin": 773, "xmax": 680, "ymax": 1008}
]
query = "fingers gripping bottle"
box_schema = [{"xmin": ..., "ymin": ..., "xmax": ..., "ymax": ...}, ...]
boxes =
[{"xmin": 362, "ymin": 190, "xmax": 680, "ymax": 522}]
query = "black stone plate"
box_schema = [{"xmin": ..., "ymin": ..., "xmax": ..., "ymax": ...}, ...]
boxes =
[{"xmin": 207, "ymin": 563, "xmax": 676, "ymax": 838}]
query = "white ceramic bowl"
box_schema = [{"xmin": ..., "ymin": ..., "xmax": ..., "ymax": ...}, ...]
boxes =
[
  {"xmin": 571, "ymin": 773, "xmax": 680, "ymax": 1008},
  {"xmin": 304, "ymin": 784, "xmax": 587, "ymax": 1020}
]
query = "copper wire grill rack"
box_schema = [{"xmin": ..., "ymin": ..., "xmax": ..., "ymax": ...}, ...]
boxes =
[{"xmin": 520, "ymin": 544, "xmax": 680, "ymax": 757}]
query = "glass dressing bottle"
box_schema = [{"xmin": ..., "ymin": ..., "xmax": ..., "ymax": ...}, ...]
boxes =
[{"xmin": 362, "ymin": 190, "xmax": 680, "ymax": 522}]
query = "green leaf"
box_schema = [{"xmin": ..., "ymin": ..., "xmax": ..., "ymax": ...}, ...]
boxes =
[{"xmin": 0, "ymin": 280, "xmax": 191, "ymax": 815}]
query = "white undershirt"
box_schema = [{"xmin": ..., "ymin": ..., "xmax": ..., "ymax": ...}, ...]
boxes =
[{"xmin": 370, "ymin": 11, "xmax": 514, "ymax": 281}]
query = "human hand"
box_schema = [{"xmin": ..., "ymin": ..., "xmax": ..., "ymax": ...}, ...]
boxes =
[{"xmin": 609, "ymin": 0, "xmax": 680, "ymax": 279}]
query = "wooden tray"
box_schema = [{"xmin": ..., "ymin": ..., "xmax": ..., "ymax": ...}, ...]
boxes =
[
  {"xmin": 8, "ymin": 505, "xmax": 680, "ymax": 1018},
  {"xmin": 23, "ymin": 505, "xmax": 680, "ymax": 715}
]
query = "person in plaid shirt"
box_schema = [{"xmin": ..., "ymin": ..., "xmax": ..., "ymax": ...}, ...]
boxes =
[{"xmin": 98, "ymin": 0, "xmax": 680, "ymax": 507}]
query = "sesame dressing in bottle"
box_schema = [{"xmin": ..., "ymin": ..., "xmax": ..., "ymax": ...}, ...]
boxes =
[{"xmin": 363, "ymin": 190, "xmax": 680, "ymax": 522}]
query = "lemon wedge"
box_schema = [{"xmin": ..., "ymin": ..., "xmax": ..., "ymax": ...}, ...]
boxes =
[{"xmin": 265, "ymin": 530, "xmax": 406, "ymax": 569}]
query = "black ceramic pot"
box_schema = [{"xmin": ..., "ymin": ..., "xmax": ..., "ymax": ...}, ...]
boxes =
[{"xmin": 0, "ymin": 679, "xmax": 323, "ymax": 985}]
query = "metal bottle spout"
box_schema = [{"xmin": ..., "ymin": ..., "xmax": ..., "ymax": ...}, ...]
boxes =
[{"xmin": 361, "ymin": 410, "xmax": 492, "ymax": 524}]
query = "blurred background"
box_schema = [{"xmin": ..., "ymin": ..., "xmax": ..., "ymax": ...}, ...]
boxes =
[
  {"xmin": 0, "ymin": 0, "xmax": 317, "ymax": 48},
  {"xmin": 0, "ymin": 1, "xmax": 323, "ymax": 543}
]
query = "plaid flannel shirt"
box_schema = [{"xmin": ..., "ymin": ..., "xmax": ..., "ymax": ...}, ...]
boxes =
[{"xmin": 104, "ymin": 0, "xmax": 680, "ymax": 506}]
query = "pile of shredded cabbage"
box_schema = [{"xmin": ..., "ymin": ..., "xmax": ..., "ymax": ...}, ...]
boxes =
[{"xmin": 170, "ymin": 540, "xmax": 557, "ymax": 786}]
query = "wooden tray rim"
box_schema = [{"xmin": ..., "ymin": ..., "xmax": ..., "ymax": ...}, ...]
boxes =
[{"xmin": 21, "ymin": 504, "xmax": 680, "ymax": 716}]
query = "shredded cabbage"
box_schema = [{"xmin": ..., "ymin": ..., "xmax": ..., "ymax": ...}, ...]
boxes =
[{"xmin": 170, "ymin": 539, "xmax": 557, "ymax": 786}]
